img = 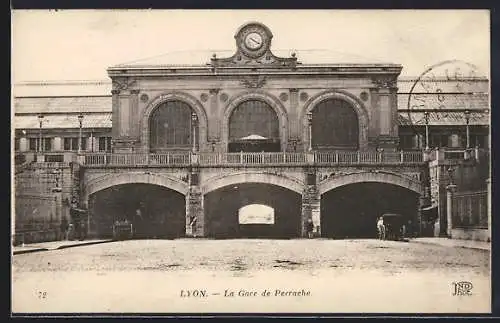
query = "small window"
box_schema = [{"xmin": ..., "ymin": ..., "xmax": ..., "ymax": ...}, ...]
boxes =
[
  {"xmin": 14, "ymin": 138, "xmax": 20, "ymax": 151},
  {"xmin": 63, "ymin": 138, "xmax": 72, "ymax": 150},
  {"xmin": 107, "ymin": 137, "xmax": 112, "ymax": 151},
  {"xmin": 43, "ymin": 138, "xmax": 52, "ymax": 151},
  {"xmin": 99, "ymin": 137, "xmax": 112, "ymax": 152},
  {"xmin": 29, "ymin": 138, "xmax": 37, "ymax": 151},
  {"xmin": 81, "ymin": 137, "xmax": 87, "ymax": 151}
]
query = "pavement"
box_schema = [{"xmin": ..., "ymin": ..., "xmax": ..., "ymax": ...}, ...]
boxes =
[
  {"xmin": 12, "ymin": 239, "xmax": 114, "ymax": 255},
  {"xmin": 11, "ymin": 236, "xmax": 490, "ymax": 255},
  {"xmin": 410, "ymin": 237, "xmax": 491, "ymax": 251},
  {"xmin": 12, "ymin": 239, "xmax": 490, "ymax": 313}
]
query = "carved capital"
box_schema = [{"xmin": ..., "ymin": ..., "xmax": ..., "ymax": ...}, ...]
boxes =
[
  {"xmin": 111, "ymin": 89, "xmax": 121, "ymax": 95},
  {"xmin": 289, "ymin": 88, "xmax": 299, "ymax": 93},
  {"xmin": 130, "ymin": 89, "xmax": 140, "ymax": 95},
  {"xmin": 112, "ymin": 78, "xmax": 137, "ymax": 91},
  {"xmin": 209, "ymin": 88, "xmax": 220, "ymax": 95},
  {"xmin": 372, "ymin": 77, "xmax": 397, "ymax": 89}
]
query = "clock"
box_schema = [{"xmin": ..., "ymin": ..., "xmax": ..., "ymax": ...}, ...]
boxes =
[
  {"xmin": 236, "ymin": 22, "xmax": 272, "ymax": 58},
  {"xmin": 244, "ymin": 32, "xmax": 263, "ymax": 50}
]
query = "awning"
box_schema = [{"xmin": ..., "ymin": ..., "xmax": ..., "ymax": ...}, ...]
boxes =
[
  {"xmin": 14, "ymin": 113, "xmax": 112, "ymax": 129},
  {"xmin": 239, "ymin": 134, "xmax": 269, "ymax": 140},
  {"xmin": 421, "ymin": 205, "xmax": 438, "ymax": 211}
]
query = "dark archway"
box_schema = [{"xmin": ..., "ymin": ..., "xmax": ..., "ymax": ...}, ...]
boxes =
[
  {"xmin": 204, "ymin": 183, "xmax": 301, "ymax": 238},
  {"xmin": 321, "ymin": 182, "xmax": 419, "ymax": 238},
  {"xmin": 312, "ymin": 99, "xmax": 359, "ymax": 150},
  {"xmin": 228, "ymin": 100, "xmax": 280, "ymax": 152},
  {"xmin": 149, "ymin": 100, "xmax": 198, "ymax": 152},
  {"xmin": 89, "ymin": 183, "xmax": 186, "ymax": 239}
]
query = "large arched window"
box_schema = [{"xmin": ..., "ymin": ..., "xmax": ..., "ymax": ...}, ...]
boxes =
[
  {"xmin": 149, "ymin": 101, "xmax": 198, "ymax": 151},
  {"xmin": 228, "ymin": 100, "xmax": 280, "ymax": 152},
  {"xmin": 311, "ymin": 99, "xmax": 359, "ymax": 149}
]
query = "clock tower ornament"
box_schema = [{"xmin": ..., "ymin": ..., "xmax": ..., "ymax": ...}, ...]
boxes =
[{"xmin": 210, "ymin": 21, "xmax": 298, "ymax": 67}]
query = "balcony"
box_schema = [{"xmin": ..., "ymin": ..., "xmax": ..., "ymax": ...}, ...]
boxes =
[{"xmin": 78, "ymin": 150, "xmax": 426, "ymax": 167}]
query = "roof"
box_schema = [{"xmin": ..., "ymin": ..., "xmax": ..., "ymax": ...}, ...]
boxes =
[
  {"xmin": 397, "ymin": 93, "xmax": 489, "ymax": 111},
  {"xmin": 397, "ymin": 76, "xmax": 489, "ymax": 93},
  {"xmin": 110, "ymin": 49, "xmax": 397, "ymax": 69},
  {"xmin": 13, "ymin": 81, "xmax": 111, "ymax": 97},
  {"xmin": 14, "ymin": 96, "xmax": 112, "ymax": 114},
  {"xmin": 398, "ymin": 111, "xmax": 489, "ymax": 126},
  {"xmin": 14, "ymin": 113, "xmax": 112, "ymax": 129}
]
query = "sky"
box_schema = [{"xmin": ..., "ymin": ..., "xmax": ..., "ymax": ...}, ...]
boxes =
[{"xmin": 11, "ymin": 10, "xmax": 490, "ymax": 82}]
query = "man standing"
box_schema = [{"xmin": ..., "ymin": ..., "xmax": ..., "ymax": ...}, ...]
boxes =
[
  {"xmin": 306, "ymin": 218, "xmax": 314, "ymax": 239},
  {"xmin": 59, "ymin": 216, "xmax": 69, "ymax": 241},
  {"xmin": 377, "ymin": 216, "xmax": 385, "ymax": 240}
]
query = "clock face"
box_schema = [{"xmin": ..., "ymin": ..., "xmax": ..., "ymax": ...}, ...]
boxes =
[
  {"xmin": 237, "ymin": 23, "xmax": 271, "ymax": 58},
  {"xmin": 244, "ymin": 32, "xmax": 263, "ymax": 50}
]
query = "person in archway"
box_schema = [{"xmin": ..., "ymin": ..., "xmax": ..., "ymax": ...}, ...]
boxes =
[
  {"xmin": 306, "ymin": 218, "xmax": 314, "ymax": 239},
  {"xmin": 59, "ymin": 216, "xmax": 69, "ymax": 241},
  {"xmin": 135, "ymin": 206, "xmax": 144, "ymax": 238},
  {"xmin": 377, "ymin": 216, "xmax": 385, "ymax": 240}
]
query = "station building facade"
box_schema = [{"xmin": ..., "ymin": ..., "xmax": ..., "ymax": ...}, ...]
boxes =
[{"xmin": 13, "ymin": 22, "xmax": 490, "ymax": 242}]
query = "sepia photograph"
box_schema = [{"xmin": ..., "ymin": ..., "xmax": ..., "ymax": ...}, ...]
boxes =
[{"xmin": 11, "ymin": 9, "xmax": 491, "ymax": 314}]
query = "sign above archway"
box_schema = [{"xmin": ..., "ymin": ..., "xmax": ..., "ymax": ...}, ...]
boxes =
[{"xmin": 210, "ymin": 22, "xmax": 298, "ymax": 68}]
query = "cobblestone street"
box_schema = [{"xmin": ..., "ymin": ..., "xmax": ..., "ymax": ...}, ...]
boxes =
[{"xmin": 12, "ymin": 239, "xmax": 490, "ymax": 313}]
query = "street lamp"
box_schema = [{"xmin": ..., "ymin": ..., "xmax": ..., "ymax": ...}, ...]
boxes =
[
  {"xmin": 424, "ymin": 111, "xmax": 430, "ymax": 150},
  {"xmin": 191, "ymin": 112, "xmax": 198, "ymax": 153},
  {"xmin": 464, "ymin": 110, "xmax": 471, "ymax": 149},
  {"xmin": 77, "ymin": 114, "xmax": 84, "ymax": 154},
  {"xmin": 37, "ymin": 114, "xmax": 44, "ymax": 153},
  {"xmin": 307, "ymin": 112, "xmax": 313, "ymax": 151}
]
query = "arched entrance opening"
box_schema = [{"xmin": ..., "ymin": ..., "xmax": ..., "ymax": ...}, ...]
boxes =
[
  {"xmin": 228, "ymin": 99, "xmax": 280, "ymax": 152},
  {"xmin": 311, "ymin": 98, "xmax": 359, "ymax": 150},
  {"xmin": 321, "ymin": 182, "xmax": 419, "ymax": 238},
  {"xmin": 204, "ymin": 183, "xmax": 301, "ymax": 238},
  {"xmin": 89, "ymin": 183, "xmax": 186, "ymax": 239},
  {"xmin": 149, "ymin": 100, "xmax": 198, "ymax": 152}
]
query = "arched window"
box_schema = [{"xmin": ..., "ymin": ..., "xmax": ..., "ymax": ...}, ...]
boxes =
[
  {"xmin": 311, "ymin": 99, "xmax": 359, "ymax": 149},
  {"xmin": 149, "ymin": 101, "xmax": 198, "ymax": 151},
  {"xmin": 228, "ymin": 100, "xmax": 280, "ymax": 152}
]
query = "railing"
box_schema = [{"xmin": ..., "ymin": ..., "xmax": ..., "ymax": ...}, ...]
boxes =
[{"xmin": 80, "ymin": 151, "xmax": 426, "ymax": 167}]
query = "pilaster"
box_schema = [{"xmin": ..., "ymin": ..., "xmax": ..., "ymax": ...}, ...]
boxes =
[
  {"xmin": 208, "ymin": 88, "xmax": 220, "ymax": 142},
  {"xmin": 186, "ymin": 169, "xmax": 204, "ymax": 237},
  {"xmin": 301, "ymin": 168, "xmax": 320, "ymax": 237}
]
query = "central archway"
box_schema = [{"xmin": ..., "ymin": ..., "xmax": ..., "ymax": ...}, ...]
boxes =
[
  {"xmin": 204, "ymin": 183, "xmax": 302, "ymax": 238},
  {"xmin": 222, "ymin": 92, "xmax": 288, "ymax": 152}
]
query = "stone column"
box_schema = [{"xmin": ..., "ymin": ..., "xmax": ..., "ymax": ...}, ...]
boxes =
[
  {"xmin": 208, "ymin": 89, "xmax": 220, "ymax": 142},
  {"xmin": 130, "ymin": 89, "xmax": 140, "ymax": 139},
  {"xmin": 301, "ymin": 169, "xmax": 320, "ymax": 237},
  {"xmin": 186, "ymin": 171, "xmax": 204, "ymax": 237},
  {"xmin": 111, "ymin": 89, "xmax": 121, "ymax": 139},
  {"xmin": 289, "ymin": 88, "xmax": 299, "ymax": 144},
  {"xmin": 446, "ymin": 184, "xmax": 457, "ymax": 238}
]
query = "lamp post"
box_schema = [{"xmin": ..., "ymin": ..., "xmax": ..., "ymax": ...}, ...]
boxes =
[
  {"xmin": 307, "ymin": 112, "xmax": 313, "ymax": 151},
  {"xmin": 191, "ymin": 112, "xmax": 198, "ymax": 153},
  {"xmin": 37, "ymin": 114, "xmax": 44, "ymax": 153},
  {"xmin": 424, "ymin": 111, "xmax": 430, "ymax": 150},
  {"xmin": 464, "ymin": 110, "xmax": 471, "ymax": 149},
  {"xmin": 445, "ymin": 166, "xmax": 457, "ymax": 237},
  {"xmin": 77, "ymin": 114, "xmax": 84, "ymax": 154}
]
